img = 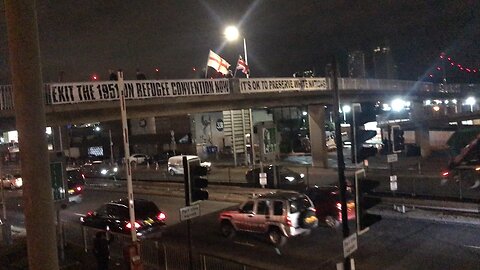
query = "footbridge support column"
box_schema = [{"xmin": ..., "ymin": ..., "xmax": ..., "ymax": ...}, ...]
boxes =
[
  {"xmin": 412, "ymin": 101, "xmax": 431, "ymax": 158},
  {"xmin": 308, "ymin": 104, "xmax": 328, "ymax": 168}
]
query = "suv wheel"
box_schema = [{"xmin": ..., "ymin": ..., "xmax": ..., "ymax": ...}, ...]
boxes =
[
  {"xmin": 325, "ymin": 216, "xmax": 340, "ymax": 228},
  {"xmin": 268, "ymin": 228, "xmax": 286, "ymax": 247},
  {"xmin": 220, "ymin": 221, "xmax": 235, "ymax": 239}
]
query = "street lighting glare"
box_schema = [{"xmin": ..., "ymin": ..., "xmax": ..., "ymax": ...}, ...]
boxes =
[
  {"xmin": 342, "ymin": 105, "xmax": 351, "ymax": 113},
  {"xmin": 391, "ymin": 98, "xmax": 405, "ymax": 112},
  {"xmin": 224, "ymin": 25, "xmax": 239, "ymax": 41},
  {"xmin": 465, "ymin": 97, "xmax": 476, "ymax": 106}
]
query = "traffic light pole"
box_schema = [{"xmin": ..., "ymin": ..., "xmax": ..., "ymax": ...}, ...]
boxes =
[
  {"xmin": 183, "ymin": 157, "xmax": 194, "ymax": 270},
  {"xmin": 330, "ymin": 58, "xmax": 351, "ymax": 270}
]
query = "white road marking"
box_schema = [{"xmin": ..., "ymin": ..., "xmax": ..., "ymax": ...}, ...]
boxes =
[
  {"xmin": 464, "ymin": 245, "xmax": 480, "ymax": 250},
  {"xmin": 74, "ymin": 213, "xmax": 86, "ymax": 217}
]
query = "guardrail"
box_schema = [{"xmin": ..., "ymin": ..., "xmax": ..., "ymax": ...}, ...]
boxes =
[{"xmin": 62, "ymin": 221, "xmax": 266, "ymax": 270}]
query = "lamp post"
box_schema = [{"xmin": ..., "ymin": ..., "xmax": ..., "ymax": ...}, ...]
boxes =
[
  {"xmin": 224, "ymin": 26, "xmax": 255, "ymax": 167},
  {"xmin": 342, "ymin": 105, "xmax": 351, "ymax": 123},
  {"xmin": 224, "ymin": 25, "xmax": 249, "ymax": 78}
]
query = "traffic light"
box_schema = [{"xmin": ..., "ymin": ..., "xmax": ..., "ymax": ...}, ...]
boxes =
[
  {"xmin": 183, "ymin": 156, "xmax": 209, "ymax": 205},
  {"xmin": 391, "ymin": 125, "xmax": 405, "ymax": 153},
  {"xmin": 358, "ymin": 179, "xmax": 382, "ymax": 230},
  {"xmin": 350, "ymin": 103, "xmax": 378, "ymax": 163}
]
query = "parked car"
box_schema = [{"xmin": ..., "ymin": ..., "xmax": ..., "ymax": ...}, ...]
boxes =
[
  {"xmin": 81, "ymin": 161, "xmax": 119, "ymax": 179},
  {"xmin": 80, "ymin": 198, "xmax": 166, "ymax": 238},
  {"xmin": 129, "ymin": 153, "xmax": 150, "ymax": 165},
  {"xmin": 304, "ymin": 186, "xmax": 355, "ymax": 228},
  {"xmin": 66, "ymin": 167, "xmax": 85, "ymax": 203},
  {"xmin": 219, "ymin": 191, "xmax": 318, "ymax": 246},
  {"xmin": 245, "ymin": 165, "xmax": 305, "ymax": 190},
  {"xmin": 167, "ymin": 155, "xmax": 211, "ymax": 176},
  {"xmin": 1, "ymin": 174, "xmax": 22, "ymax": 189}
]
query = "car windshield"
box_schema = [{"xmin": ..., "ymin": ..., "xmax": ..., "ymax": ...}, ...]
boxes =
[{"xmin": 289, "ymin": 195, "xmax": 311, "ymax": 213}]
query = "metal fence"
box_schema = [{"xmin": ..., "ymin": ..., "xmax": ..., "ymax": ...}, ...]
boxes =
[{"xmin": 62, "ymin": 222, "xmax": 266, "ymax": 270}]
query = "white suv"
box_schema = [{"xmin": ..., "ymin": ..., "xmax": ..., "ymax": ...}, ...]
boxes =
[{"xmin": 219, "ymin": 191, "xmax": 318, "ymax": 246}]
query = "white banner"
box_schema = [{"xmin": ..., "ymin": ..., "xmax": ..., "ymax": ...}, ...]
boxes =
[
  {"xmin": 239, "ymin": 78, "xmax": 327, "ymax": 93},
  {"xmin": 47, "ymin": 79, "xmax": 230, "ymax": 105}
]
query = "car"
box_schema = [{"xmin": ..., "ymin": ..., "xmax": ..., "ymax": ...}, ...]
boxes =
[
  {"xmin": 245, "ymin": 165, "xmax": 305, "ymax": 189},
  {"xmin": 129, "ymin": 154, "xmax": 150, "ymax": 165},
  {"xmin": 219, "ymin": 191, "xmax": 318, "ymax": 246},
  {"xmin": 1, "ymin": 174, "xmax": 22, "ymax": 189},
  {"xmin": 304, "ymin": 186, "xmax": 356, "ymax": 228},
  {"xmin": 80, "ymin": 198, "xmax": 166, "ymax": 238},
  {"xmin": 66, "ymin": 168, "xmax": 85, "ymax": 203},
  {"xmin": 81, "ymin": 161, "xmax": 119, "ymax": 179},
  {"xmin": 167, "ymin": 155, "xmax": 211, "ymax": 176}
]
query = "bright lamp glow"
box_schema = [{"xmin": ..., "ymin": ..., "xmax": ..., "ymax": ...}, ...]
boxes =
[
  {"xmin": 342, "ymin": 105, "xmax": 351, "ymax": 113},
  {"xmin": 465, "ymin": 97, "xmax": 476, "ymax": 106},
  {"xmin": 302, "ymin": 111, "xmax": 307, "ymax": 116},
  {"xmin": 224, "ymin": 26, "xmax": 239, "ymax": 41},
  {"xmin": 391, "ymin": 99, "xmax": 405, "ymax": 112}
]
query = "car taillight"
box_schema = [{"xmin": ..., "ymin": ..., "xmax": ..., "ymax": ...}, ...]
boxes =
[
  {"xmin": 441, "ymin": 171, "xmax": 449, "ymax": 177},
  {"xmin": 126, "ymin": 221, "xmax": 141, "ymax": 229},
  {"xmin": 86, "ymin": 211, "xmax": 93, "ymax": 216},
  {"xmin": 157, "ymin": 212, "xmax": 166, "ymax": 221},
  {"xmin": 286, "ymin": 216, "xmax": 292, "ymax": 227},
  {"xmin": 336, "ymin": 202, "xmax": 342, "ymax": 210},
  {"xmin": 76, "ymin": 186, "xmax": 82, "ymax": 191}
]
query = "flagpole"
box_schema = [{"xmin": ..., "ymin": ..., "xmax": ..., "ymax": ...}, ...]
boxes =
[
  {"xmin": 243, "ymin": 38, "xmax": 249, "ymax": 78},
  {"xmin": 204, "ymin": 50, "xmax": 210, "ymax": 78},
  {"xmin": 233, "ymin": 56, "xmax": 239, "ymax": 78}
]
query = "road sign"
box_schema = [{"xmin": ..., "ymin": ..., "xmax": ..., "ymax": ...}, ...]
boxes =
[
  {"xmin": 390, "ymin": 175, "xmax": 398, "ymax": 191},
  {"xmin": 259, "ymin": 172, "xmax": 267, "ymax": 186},
  {"xmin": 343, "ymin": 233, "xmax": 358, "ymax": 258},
  {"xmin": 180, "ymin": 204, "xmax": 200, "ymax": 221},
  {"xmin": 387, "ymin": 154, "xmax": 398, "ymax": 163}
]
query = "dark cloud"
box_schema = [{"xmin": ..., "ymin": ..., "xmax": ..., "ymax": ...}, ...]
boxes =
[{"xmin": 0, "ymin": 0, "xmax": 478, "ymax": 82}]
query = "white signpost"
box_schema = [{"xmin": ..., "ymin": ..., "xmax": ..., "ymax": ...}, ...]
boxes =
[
  {"xmin": 387, "ymin": 153, "xmax": 398, "ymax": 163},
  {"xmin": 259, "ymin": 172, "xmax": 267, "ymax": 187},
  {"xmin": 180, "ymin": 204, "xmax": 200, "ymax": 221},
  {"xmin": 390, "ymin": 175, "xmax": 398, "ymax": 191},
  {"xmin": 343, "ymin": 233, "xmax": 358, "ymax": 258}
]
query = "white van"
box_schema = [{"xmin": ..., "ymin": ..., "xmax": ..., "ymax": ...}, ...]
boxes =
[{"xmin": 167, "ymin": 155, "xmax": 211, "ymax": 176}]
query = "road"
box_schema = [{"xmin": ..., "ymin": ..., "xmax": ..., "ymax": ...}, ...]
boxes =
[{"xmin": 3, "ymin": 188, "xmax": 480, "ymax": 269}]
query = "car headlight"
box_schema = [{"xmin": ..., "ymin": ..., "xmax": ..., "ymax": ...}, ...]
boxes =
[
  {"xmin": 100, "ymin": 169, "xmax": 108, "ymax": 175},
  {"xmin": 15, "ymin": 178, "xmax": 23, "ymax": 187},
  {"xmin": 113, "ymin": 167, "xmax": 118, "ymax": 172},
  {"xmin": 300, "ymin": 173, "xmax": 305, "ymax": 179},
  {"xmin": 285, "ymin": 176, "xmax": 295, "ymax": 182}
]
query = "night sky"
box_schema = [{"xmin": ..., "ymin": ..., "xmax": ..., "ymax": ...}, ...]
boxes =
[{"xmin": 0, "ymin": 1, "xmax": 478, "ymax": 83}]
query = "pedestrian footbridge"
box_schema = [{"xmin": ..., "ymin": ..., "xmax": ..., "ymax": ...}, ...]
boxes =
[{"xmin": 0, "ymin": 77, "xmax": 477, "ymax": 126}]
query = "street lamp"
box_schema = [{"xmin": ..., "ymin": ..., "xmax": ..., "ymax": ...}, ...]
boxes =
[
  {"xmin": 465, "ymin": 96, "xmax": 476, "ymax": 112},
  {"xmin": 224, "ymin": 25, "xmax": 249, "ymax": 78},
  {"xmin": 342, "ymin": 105, "xmax": 351, "ymax": 123}
]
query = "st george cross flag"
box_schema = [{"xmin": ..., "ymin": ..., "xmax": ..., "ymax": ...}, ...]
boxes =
[
  {"xmin": 207, "ymin": 50, "xmax": 231, "ymax": 75},
  {"xmin": 236, "ymin": 55, "xmax": 250, "ymax": 75}
]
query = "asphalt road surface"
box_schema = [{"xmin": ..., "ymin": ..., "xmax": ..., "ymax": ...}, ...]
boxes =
[{"xmin": 3, "ymin": 188, "xmax": 480, "ymax": 270}]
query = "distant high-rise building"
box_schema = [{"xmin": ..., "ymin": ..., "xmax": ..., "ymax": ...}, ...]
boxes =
[
  {"xmin": 373, "ymin": 45, "xmax": 397, "ymax": 79},
  {"xmin": 348, "ymin": 51, "xmax": 366, "ymax": 78}
]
